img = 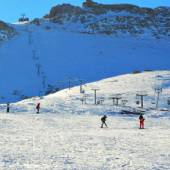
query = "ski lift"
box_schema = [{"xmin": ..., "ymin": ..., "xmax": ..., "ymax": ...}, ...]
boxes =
[
  {"xmin": 122, "ymin": 100, "xmax": 128, "ymax": 106},
  {"xmin": 18, "ymin": 17, "xmax": 29, "ymax": 22},
  {"xmin": 136, "ymin": 101, "xmax": 140, "ymax": 105},
  {"xmin": 96, "ymin": 97, "xmax": 105, "ymax": 105},
  {"xmin": 100, "ymin": 97, "xmax": 105, "ymax": 105}
]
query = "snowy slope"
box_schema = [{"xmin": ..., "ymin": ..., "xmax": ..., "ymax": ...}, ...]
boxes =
[
  {"xmin": 0, "ymin": 113, "xmax": 170, "ymax": 169},
  {"xmin": 2, "ymin": 70, "xmax": 169, "ymax": 117},
  {"xmin": 0, "ymin": 71, "xmax": 170, "ymax": 169},
  {"xmin": 1, "ymin": 2, "xmax": 170, "ymax": 169},
  {"xmin": 0, "ymin": 21, "xmax": 170, "ymax": 103},
  {"xmin": 0, "ymin": 1, "xmax": 170, "ymax": 103}
]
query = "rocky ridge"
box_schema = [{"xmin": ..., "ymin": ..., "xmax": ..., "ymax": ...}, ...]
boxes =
[
  {"xmin": 43, "ymin": 0, "xmax": 170, "ymax": 38},
  {"xmin": 0, "ymin": 21, "xmax": 15, "ymax": 41}
]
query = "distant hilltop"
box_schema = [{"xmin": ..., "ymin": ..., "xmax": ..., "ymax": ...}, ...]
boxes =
[
  {"xmin": 45, "ymin": 0, "xmax": 170, "ymax": 17},
  {"xmin": 1, "ymin": 0, "xmax": 170, "ymax": 39},
  {"xmin": 43, "ymin": 0, "xmax": 170, "ymax": 38},
  {"xmin": 0, "ymin": 21, "xmax": 15, "ymax": 41}
]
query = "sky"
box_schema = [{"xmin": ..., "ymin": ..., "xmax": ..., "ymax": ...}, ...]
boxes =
[{"xmin": 0, "ymin": 0, "xmax": 170, "ymax": 23}]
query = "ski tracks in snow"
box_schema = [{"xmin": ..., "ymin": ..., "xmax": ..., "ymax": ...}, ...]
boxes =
[{"xmin": 0, "ymin": 113, "xmax": 170, "ymax": 169}]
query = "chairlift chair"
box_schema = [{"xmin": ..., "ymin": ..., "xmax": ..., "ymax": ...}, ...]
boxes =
[
  {"xmin": 97, "ymin": 100, "xmax": 100, "ymax": 105},
  {"xmin": 122, "ymin": 100, "xmax": 128, "ymax": 106},
  {"xmin": 136, "ymin": 100, "xmax": 140, "ymax": 105}
]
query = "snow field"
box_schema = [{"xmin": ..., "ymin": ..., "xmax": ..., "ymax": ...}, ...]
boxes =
[
  {"xmin": 0, "ymin": 71, "xmax": 170, "ymax": 169},
  {"xmin": 0, "ymin": 113, "xmax": 170, "ymax": 170}
]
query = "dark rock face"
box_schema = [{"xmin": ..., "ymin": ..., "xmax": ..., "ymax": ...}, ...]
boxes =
[
  {"xmin": 0, "ymin": 21, "xmax": 12, "ymax": 31},
  {"xmin": 45, "ymin": 4, "xmax": 85, "ymax": 18},
  {"xmin": 44, "ymin": 1, "xmax": 170, "ymax": 38},
  {"xmin": 31, "ymin": 18, "xmax": 41, "ymax": 25},
  {"xmin": 83, "ymin": 0, "xmax": 142, "ymax": 14},
  {"xmin": 0, "ymin": 21, "xmax": 15, "ymax": 41}
]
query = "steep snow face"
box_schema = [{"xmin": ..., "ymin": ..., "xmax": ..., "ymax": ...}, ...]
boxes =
[
  {"xmin": 3, "ymin": 71, "xmax": 170, "ymax": 117},
  {"xmin": 0, "ymin": 20, "xmax": 170, "ymax": 103}
]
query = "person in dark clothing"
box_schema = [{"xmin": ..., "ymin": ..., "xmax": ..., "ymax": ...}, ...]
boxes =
[
  {"xmin": 139, "ymin": 113, "xmax": 145, "ymax": 129},
  {"xmin": 101, "ymin": 115, "xmax": 107, "ymax": 128},
  {"xmin": 36, "ymin": 103, "xmax": 40, "ymax": 114},
  {"xmin": 6, "ymin": 103, "xmax": 10, "ymax": 113}
]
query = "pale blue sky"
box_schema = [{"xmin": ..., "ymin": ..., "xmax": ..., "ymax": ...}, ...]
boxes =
[{"xmin": 0, "ymin": 0, "xmax": 170, "ymax": 23}]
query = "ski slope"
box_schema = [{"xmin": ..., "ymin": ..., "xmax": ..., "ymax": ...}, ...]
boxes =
[
  {"xmin": 4, "ymin": 70, "xmax": 169, "ymax": 116},
  {"xmin": 0, "ymin": 2, "xmax": 170, "ymax": 168},
  {"xmin": 0, "ymin": 113, "xmax": 170, "ymax": 170},
  {"xmin": 0, "ymin": 71, "xmax": 170, "ymax": 169},
  {"xmin": 0, "ymin": 21, "xmax": 170, "ymax": 103}
]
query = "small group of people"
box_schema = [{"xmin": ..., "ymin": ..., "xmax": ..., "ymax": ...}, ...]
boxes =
[
  {"xmin": 5, "ymin": 102, "xmax": 145, "ymax": 129},
  {"xmin": 100, "ymin": 113, "xmax": 145, "ymax": 129},
  {"xmin": 6, "ymin": 102, "xmax": 41, "ymax": 114}
]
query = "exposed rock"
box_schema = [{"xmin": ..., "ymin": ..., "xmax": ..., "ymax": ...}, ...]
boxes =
[
  {"xmin": 43, "ymin": 0, "xmax": 170, "ymax": 38},
  {"xmin": 0, "ymin": 21, "xmax": 13, "ymax": 31},
  {"xmin": 45, "ymin": 4, "xmax": 85, "ymax": 18},
  {"xmin": 31, "ymin": 18, "xmax": 41, "ymax": 26},
  {"xmin": 0, "ymin": 21, "xmax": 15, "ymax": 41}
]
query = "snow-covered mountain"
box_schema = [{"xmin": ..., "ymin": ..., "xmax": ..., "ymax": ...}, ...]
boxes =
[
  {"xmin": 45, "ymin": 0, "xmax": 170, "ymax": 38},
  {"xmin": 1, "ymin": 2, "xmax": 170, "ymax": 169},
  {"xmin": 0, "ymin": 0, "xmax": 170, "ymax": 103}
]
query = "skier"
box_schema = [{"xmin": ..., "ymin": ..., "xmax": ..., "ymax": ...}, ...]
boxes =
[
  {"xmin": 101, "ymin": 115, "xmax": 107, "ymax": 128},
  {"xmin": 6, "ymin": 103, "xmax": 10, "ymax": 113},
  {"xmin": 139, "ymin": 113, "xmax": 145, "ymax": 129},
  {"xmin": 36, "ymin": 102, "xmax": 40, "ymax": 114}
]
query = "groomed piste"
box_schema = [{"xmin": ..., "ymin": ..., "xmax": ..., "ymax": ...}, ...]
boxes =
[{"xmin": 0, "ymin": 71, "xmax": 170, "ymax": 169}]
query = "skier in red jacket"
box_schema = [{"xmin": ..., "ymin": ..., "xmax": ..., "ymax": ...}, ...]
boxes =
[
  {"xmin": 139, "ymin": 113, "xmax": 145, "ymax": 129},
  {"xmin": 36, "ymin": 103, "xmax": 40, "ymax": 114}
]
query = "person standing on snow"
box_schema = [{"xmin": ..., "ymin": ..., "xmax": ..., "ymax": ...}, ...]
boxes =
[
  {"xmin": 101, "ymin": 115, "xmax": 108, "ymax": 128},
  {"xmin": 139, "ymin": 113, "xmax": 145, "ymax": 129},
  {"xmin": 6, "ymin": 103, "xmax": 10, "ymax": 113},
  {"xmin": 36, "ymin": 103, "xmax": 40, "ymax": 114}
]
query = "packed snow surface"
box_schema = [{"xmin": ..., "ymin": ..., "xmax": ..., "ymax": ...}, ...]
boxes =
[
  {"xmin": 0, "ymin": 71, "xmax": 170, "ymax": 169},
  {"xmin": 0, "ymin": 113, "xmax": 170, "ymax": 170}
]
